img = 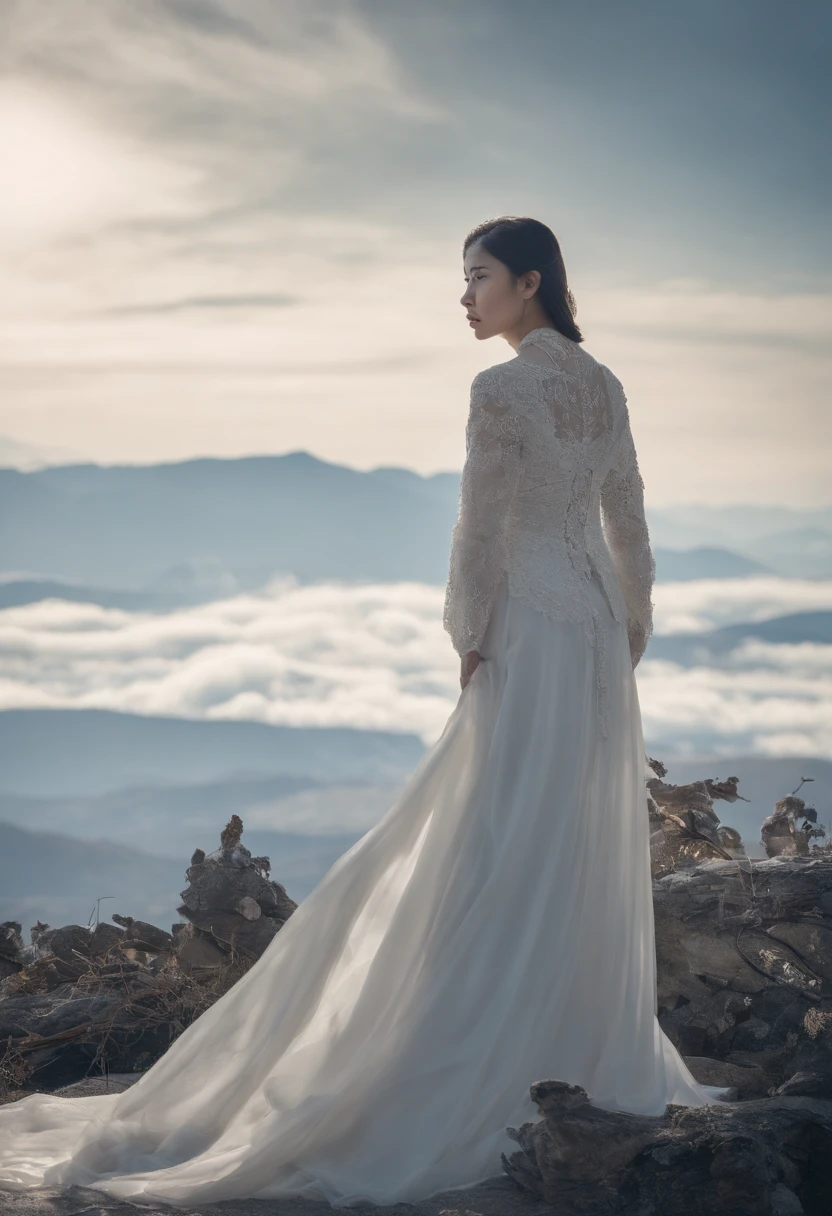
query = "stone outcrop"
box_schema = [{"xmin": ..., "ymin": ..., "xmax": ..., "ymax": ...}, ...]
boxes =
[
  {"xmin": 0, "ymin": 817, "xmax": 295, "ymax": 1094},
  {"xmin": 176, "ymin": 813, "xmax": 297, "ymax": 967},
  {"xmin": 762, "ymin": 793, "xmax": 827, "ymax": 858},
  {"xmin": 654, "ymin": 856, "xmax": 832, "ymax": 1099},
  {"xmin": 502, "ymin": 1078, "xmax": 832, "ymax": 1215}
]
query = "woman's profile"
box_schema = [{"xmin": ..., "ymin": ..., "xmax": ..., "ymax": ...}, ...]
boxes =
[{"xmin": 0, "ymin": 215, "xmax": 732, "ymax": 1209}]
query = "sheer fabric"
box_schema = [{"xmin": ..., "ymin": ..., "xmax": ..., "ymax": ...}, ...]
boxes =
[{"xmin": 0, "ymin": 328, "xmax": 731, "ymax": 1209}]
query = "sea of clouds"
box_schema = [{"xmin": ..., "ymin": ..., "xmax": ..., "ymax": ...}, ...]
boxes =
[{"xmin": 1, "ymin": 573, "xmax": 831, "ymax": 759}]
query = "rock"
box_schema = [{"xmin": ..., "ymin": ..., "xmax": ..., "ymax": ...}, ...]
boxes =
[
  {"xmin": 682, "ymin": 1055, "xmax": 766, "ymax": 1095},
  {"xmin": 176, "ymin": 814, "xmax": 297, "ymax": 960},
  {"xmin": 181, "ymin": 906, "xmax": 284, "ymax": 959},
  {"xmin": 31, "ymin": 924, "xmax": 94, "ymax": 966},
  {"xmin": 174, "ymin": 923, "xmax": 231, "ymax": 973},
  {"xmin": 653, "ymin": 856, "xmax": 832, "ymax": 1099},
  {"xmin": 0, "ymin": 816, "xmax": 299, "ymax": 1098},
  {"xmin": 54, "ymin": 1072, "xmax": 141, "ymax": 1098},
  {"xmin": 771, "ymin": 1069, "xmax": 832, "ymax": 1097},
  {"xmin": 502, "ymin": 1078, "xmax": 832, "ymax": 1214},
  {"xmin": 88, "ymin": 921, "xmax": 124, "ymax": 957},
  {"xmin": 111, "ymin": 914, "xmax": 174, "ymax": 955},
  {"xmin": 762, "ymin": 795, "xmax": 826, "ymax": 858},
  {"xmin": 237, "ymin": 895, "xmax": 262, "ymax": 920},
  {"xmin": 0, "ymin": 922, "xmax": 24, "ymax": 977},
  {"xmin": 646, "ymin": 766, "xmax": 752, "ymax": 875}
]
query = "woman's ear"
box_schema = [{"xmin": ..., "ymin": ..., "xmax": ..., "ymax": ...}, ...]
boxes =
[{"xmin": 522, "ymin": 270, "xmax": 542, "ymax": 299}]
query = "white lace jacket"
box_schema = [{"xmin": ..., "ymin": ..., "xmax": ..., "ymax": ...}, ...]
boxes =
[{"xmin": 443, "ymin": 326, "xmax": 656, "ymax": 737}]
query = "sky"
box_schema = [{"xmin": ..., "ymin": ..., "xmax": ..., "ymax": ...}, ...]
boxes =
[{"xmin": 1, "ymin": 0, "xmax": 830, "ymax": 504}]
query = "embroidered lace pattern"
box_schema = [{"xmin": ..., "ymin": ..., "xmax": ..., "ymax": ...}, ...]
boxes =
[{"xmin": 443, "ymin": 326, "xmax": 656, "ymax": 737}]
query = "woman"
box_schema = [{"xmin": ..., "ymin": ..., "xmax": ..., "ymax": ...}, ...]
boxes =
[{"xmin": 0, "ymin": 216, "xmax": 732, "ymax": 1209}]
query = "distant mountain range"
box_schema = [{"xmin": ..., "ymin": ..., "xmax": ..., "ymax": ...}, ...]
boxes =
[
  {"xmin": 0, "ymin": 708, "xmax": 425, "ymax": 799},
  {"xmin": 2, "ymin": 453, "xmax": 831, "ymax": 595},
  {"xmin": 0, "ymin": 707, "xmax": 422, "ymax": 935},
  {"xmin": 0, "ymin": 769, "xmax": 405, "ymax": 853},
  {"xmin": 1, "ymin": 823, "xmax": 190, "ymax": 935},
  {"xmin": 0, "ymin": 545, "xmax": 777, "ymax": 612},
  {"xmin": 0, "ymin": 453, "xmax": 459, "ymax": 592},
  {"xmin": 0, "ymin": 433, "xmax": 87, "ymax": 471},
  {"xmin": 654, "ymin": 546, "xmax": 772, "ymax": 582},
  {"xmin": 648, "ymin": 609, "xmax": 832, "ymax": 665}
]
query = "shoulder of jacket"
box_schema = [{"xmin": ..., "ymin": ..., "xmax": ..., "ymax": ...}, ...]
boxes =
[
  {"xmin": 473, "ymin": 347, "xmax": 549, "ymax": 392},
  {"xmin": 598, "ymin": 360, "xmax": 624, "ymax": 394},
  {"xmin": 599, "ymin": 362, "xmax": 631, "ymax": 427},
  {"xmin": 471, "ymin": 358, "xmax": 513, "ymax": 388},
  {"xmin": 469, "ymin": 360, "xmax": 518, "ymax": 412}
]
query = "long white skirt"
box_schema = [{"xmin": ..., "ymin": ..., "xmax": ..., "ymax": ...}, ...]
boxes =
[{"xmin": 0, "ymin": 572, "xmax": 731, "ymax": 1208}]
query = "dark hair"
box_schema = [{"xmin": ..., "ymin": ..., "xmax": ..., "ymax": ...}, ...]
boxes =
[{"xmin": 463, "ymin": 215, "xmax": 582, "ymax": 344}]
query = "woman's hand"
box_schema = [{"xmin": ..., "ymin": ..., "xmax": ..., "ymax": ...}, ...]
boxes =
[{"xmin": 460, "ymin": 649, "xmax": 483, "ymax": 691}]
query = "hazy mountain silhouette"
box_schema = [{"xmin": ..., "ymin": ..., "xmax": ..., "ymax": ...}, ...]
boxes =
[
  {"xmin": 3, "ymin": 455, "xmax": 831, "ymax": 595},
  {"xmin": 0, "ymin": 708, "xmax": 425, "ymax": 799},
  {"xmin": 648, "ymin": 609, "xmax": 832, "ymax": 665},
  {"xmin": 0, "ymin": 772, "xmax": 406, "ymax": 854},
  {"xmin": 653, "ymin": 546, "xmax": 772, "ymax": 581},
  {"xmin": 0, "ymin": 453, "xmax": 459, "ymax": 590}
]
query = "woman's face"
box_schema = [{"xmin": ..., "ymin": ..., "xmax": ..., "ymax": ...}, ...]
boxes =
[{"xmin": 461, "ymin": 242, "xmax": 536, "ymax": 341}]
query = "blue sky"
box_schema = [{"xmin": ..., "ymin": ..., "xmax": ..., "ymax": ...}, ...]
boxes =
[{"xmin": 0, "ymin": 0, "xmax": 829, "ymax": 503}]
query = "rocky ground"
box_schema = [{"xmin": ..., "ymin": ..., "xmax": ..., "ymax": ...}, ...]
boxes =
[
  {"xmin": 1, "ymin": 771, "xmax": 832, "ymax": 1214},
  {"xmin": 1, "ymin": 1184, "xmax": 550, "ymax": 1216}
]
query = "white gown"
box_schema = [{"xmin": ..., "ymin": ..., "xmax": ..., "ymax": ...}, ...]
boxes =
[{"xmin": 0, "ymin": 327, "xmax": 731, "ymax": 1209}]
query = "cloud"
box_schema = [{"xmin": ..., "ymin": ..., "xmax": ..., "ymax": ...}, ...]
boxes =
[
  {"xmin": 0, "ymin": 0, "xmax": 830, "ymax": 500},
  {"xmin": 99, "ymin": 293, "xmax": 300, "ymax": 316},
  {"xmin": 0, "ymin": 578, "xmax": 460, "ymax": 742},
  {"xmin": 1, "ymin": 577, "xmax": 832, "ymax": 759},
  {"xmin": 593, "ymin": 280, "xmax": 832, "ymax": 353},
  {"xmin": 654, "ymin": 575, "xmax": 832, "ymax": 633},
  {"xmin": 0, "ymin": 80, "xmax": 200, "ymax": 245},
  {"xmin": 637, "ymin": 655, "xmax": 832, "ymax": 760}
]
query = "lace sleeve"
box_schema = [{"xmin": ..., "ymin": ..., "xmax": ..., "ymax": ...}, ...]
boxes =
[
  {"xmin": 443, "ymin": 371, "xmax": 522, "ymax": 657},
  {"xmin": 600, "ymin": 398, "xmax": 656, "ymax": 668}
]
